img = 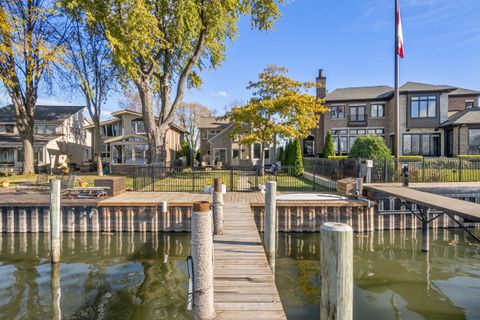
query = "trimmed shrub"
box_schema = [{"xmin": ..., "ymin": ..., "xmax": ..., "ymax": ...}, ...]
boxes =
[
  {"xmin": 328, "ymin": 155, "xmax": 347, "ymax": 159},
  {"xmin": 324, "ymin": 131, "xmax": 335, "ymax": 158},
  {"xmin": 281, "ymin": 140, "xmax": 289, "ymax": 165},
  {"xmin": 180, "ymin": 141, "xmax": 192, "ymax": 166},
  {"xmin": 292, "ymin": 139, "xmax": 304, "ymax": 175},
  {"xmin": 348, "ymin": 135, "xmax": 391, "ymax": 159}
]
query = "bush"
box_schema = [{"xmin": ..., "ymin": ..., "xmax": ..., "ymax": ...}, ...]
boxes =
[
  {"xmin": 180, "ymin": 141, "xmax": 192, "ymax": 166},
  {"xmin": 458, "ymin": 154, "xmax": 480, "ymax": 159},
  {"xmin": 327, "ymin": 155, "xmax": 347, "ymax": 159},
  {"xmin": 324, "ymin": 131, "xmax": 335, "ymax": 158},
  {"xmin": 281, "ymin": 140, "xmax": 289, "ymax": 165},
  {"xmin": 348, "ymin": 135, "xmax": 391, "ymax": 159},
  {"xmin": 292, "ymin": 139, "xmax": 304, "ymax": 175}
]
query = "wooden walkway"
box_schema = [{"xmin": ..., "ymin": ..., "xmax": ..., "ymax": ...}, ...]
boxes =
[
  {"xmin": 365, "ymin": 184, "xmax": 480, "ymax": 221},
  {"xmin": 213, "ymin": 202, "xmax": 286, "ymax": 319}
]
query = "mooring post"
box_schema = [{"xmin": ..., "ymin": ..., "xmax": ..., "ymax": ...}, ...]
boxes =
[
  {"xmin": 422, "ymin": 208, "xmax": 430, "ymax": 252},
  {"xmin": 320, "ymin": 222, "xmax": 353, "ymax": 320},
  {"xmin": 191, "ymin": 201, "xmax": 215, "ymax": 320},
  {"xmin": 50, "ymin": 179, "xmax": 61, "ymax": 264},
  {"xmin": 264, "ymin": 181, "xmax": 277, "ymax": 257},
  {"xmin": 212, "ymin": 178, "xmax": 224, "ymax": 235}
]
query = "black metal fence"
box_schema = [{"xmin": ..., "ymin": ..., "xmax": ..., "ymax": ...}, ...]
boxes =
[
  {"xmin": 131, "ymin": 164, "xmax": 355, "ymax": 192},
  {"xmin": 303, "ymin": 158, "xmax": 362, "ymax": 181},
  {"xmin": 371, "ymin": 157, "xmax": 480, "ymax": 183}
]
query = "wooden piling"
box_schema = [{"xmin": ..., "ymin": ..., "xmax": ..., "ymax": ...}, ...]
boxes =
[
  {"xmin": 212, "ymin": 178, "xmax": 224, "ymax": 235},
  {"xmin": 422, "ymin": 210, "xmax": 430, "ymax": 252},
  {"xmin": 191, "ymin": 201, "xmax": 215, "ymax": 320},
  {"xmin": 50, "ymin": 180, "xmax": 61, "ymax": 264},
  {"xmin": 264, "ymin": 181, "xmax": 277, "ymax": 256},
  {"xmin": 320, "ymin": 222, "xmax": 353, "ymax": 320},
  {"xmin": 51, "ymin": 263, "xmax": 61, "ymax": 320}
]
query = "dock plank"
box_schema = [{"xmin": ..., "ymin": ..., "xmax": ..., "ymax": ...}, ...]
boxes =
[{"xmin": 213, "ymin": 202, "xmax": 286, "ymax": 319}]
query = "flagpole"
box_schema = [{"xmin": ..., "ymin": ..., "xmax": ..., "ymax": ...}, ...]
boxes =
[{"xmin": 394, "ymin": 0, "xmax": 400, "ymax": 158}]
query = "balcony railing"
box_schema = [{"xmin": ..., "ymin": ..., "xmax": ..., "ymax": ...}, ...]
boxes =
[{"xmin": 348, "ymin": 114, "xmax": 367, "ymax": 126}]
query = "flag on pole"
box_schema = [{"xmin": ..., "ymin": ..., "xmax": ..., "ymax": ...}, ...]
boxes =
[{"xmin": 397, "ymin": 3, "xmax": 405, "ymax": 58}]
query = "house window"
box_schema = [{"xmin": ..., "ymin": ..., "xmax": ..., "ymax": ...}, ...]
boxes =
[
  {"xmin": 349, "ymin": 106, "xmax": 366, "ymax": 123},
  {"xmin": 213, "ymin": 149, "xmax": 226, "ymax": 164},
  {"xmin": 35, "ymin": 125, "xmax": 56, "ymax": 134},
  {"xmin": 5, "ymin": 124, "xmax": 14, "ymax": 133},
  {"xmin": 303, "ymin": 136, "xmax": 315, "ymax": 156},
  {"xmin": 0, "ymin": 148, "xmax": 14, "ymax": 165},
  {"xmin": 202, "ymin": 130, "xmax": 207, "ymax": 140},
  {"xmin": 331, "ymin": 106, "xmax": 345, "ymax": 119},
  {"xmin": 264, "ymin": 149, "xmax": 270, "ymax": 160},
  {"xmin": 403, "ymin": 133, "xmax": 440, "ymax": 156},
  {"xmin": 466, "ymin": 101, "xmax": 475, "ymax": 109},
  {"xmin": 253, "ymin": 144, "xmax": 261, "ymax": 159},
  {"xmin": 468, "ymin": 129, "xmax": 480, "ymax": 154},
  {"xmin": 411, "ymin": 96, "xmax": 436, "ymax": 118},
  {"xmin": 232, "ymin": 149, "xmax": 240, "ymax": 160},
  {"xmin": 371, "ymin": 104, "xmax": 385, "ymax": 118},
  {"xmin": 207, "ymin": 130, "xmax": 220, "ymax": 140},
  {"xmin": 332, "ymin": 128, "xmax": 384, "ymax": 153},
  {"xmin": 131, "ymin": 120, "xmax": 145, "ymax": 134}
]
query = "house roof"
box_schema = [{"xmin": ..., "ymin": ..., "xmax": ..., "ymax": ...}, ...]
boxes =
[
  {"xmin": 325, "ymin": 86, "xmax": 394, "ymax": 102},
  {"xmin": 107, "ymin": 109, "xmax": 187, "ymax": 133},
  {"xmin": 84, "ymin": 118, "xmax": 121, "ymax": 130},
  {"xmin": 0, "ymin": 134, "xmax": 52, "ymax": 144},
  {"xmin": 197, "ymin": 116, "xmax": 230, "ymax": 129},
  {"xmin": 441, "ymin": 108, "xmax": 480, "ymax": 127},
  {"xmin": 325, "ymin": 82, "xmax": 480, "ymax": 103},
  {"xmin": 399, "ymin": 82, "xmax": 456, "ymax": 93},
  {"xmin": 0, "ymin": 104, "xmax": 84, "ymax": 123},
  {"xmin": 104, "ymin": 134, "xmax": 148, "ymax": 144}
]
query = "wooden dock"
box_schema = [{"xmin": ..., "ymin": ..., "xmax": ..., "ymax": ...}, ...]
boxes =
[
  {"xmin": 213, "ymin": 202, "xmax": 286, "ymax": 319},
  {"xmin": 365, "ymin": 184, "xmax": 480, "ymax": 221}
]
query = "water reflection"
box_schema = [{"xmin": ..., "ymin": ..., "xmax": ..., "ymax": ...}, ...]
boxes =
[
  {"xmin": 0, "ymin": 232, "xmax": 191, "ymax": 320},
  {"xmin": 275, "ymin": 230, "xmax": 480, "ymax": 320}
]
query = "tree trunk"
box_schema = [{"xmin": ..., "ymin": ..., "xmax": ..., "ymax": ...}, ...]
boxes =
[
  {"xmin": 259, "ymin": 142, "xmax": 265, "ymax": 176},
  {"xmin": 272, "ymin": 134, "xmax": 277, "ymax": 164},
  {"xmin": 136, "ymin": 78, "xmax": 162, "ymax": 164},
  {"xmin": 94, "ymin": 121, "xmax": 103, "ymax": 176},
  {"xmin": 21, "ymin": 135, "xmax": 35, "ymax": 174}
]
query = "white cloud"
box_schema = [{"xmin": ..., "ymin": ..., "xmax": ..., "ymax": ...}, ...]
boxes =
[{"xmin": 211, "ymin": 90, "xmax": 229, "ymax": 98}]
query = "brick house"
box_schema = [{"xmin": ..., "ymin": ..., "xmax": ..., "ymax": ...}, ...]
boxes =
[
  {"xmin": 197, "ymin": 116, "xmax": 275, "ymax": 167},
  {"xmin": 310, "ymin": 69, "xmax": 480, "ymax": 157}
]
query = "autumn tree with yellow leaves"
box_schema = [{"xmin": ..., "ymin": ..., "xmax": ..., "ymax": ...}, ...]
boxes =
[
  {"xmin": 62, "ymin": 0, "xmax": 284, "ymax": 165},
  {"xmin": 226, "ymin": 65, "xmax": 325, "ymax": 175}
]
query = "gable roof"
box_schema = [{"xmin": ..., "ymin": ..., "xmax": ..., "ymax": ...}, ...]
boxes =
[
  {"xmin": 0, "ymin": 104, "xmax": 84, "ymax": 123},
  {"xmin": 399, "ymin": 82, "xmax": 456, "ymax": 93},
  {"xmin": 325, "ymin": 86, "xmax": 393, "ymax": 102},
  {"xmin": 197, "ymin": 116, "xmax": 230, "ymax": 129},
  {"xmin": 441, "ymin": 108, "xmax": 480, "ymax": 127},
  {"xmin": 108, "ymin": 109, "xmax": 187, "ymax": 133}
]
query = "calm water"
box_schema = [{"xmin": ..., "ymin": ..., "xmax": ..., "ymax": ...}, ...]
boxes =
[
  {"xmin": 0, "ymin": 232, "xmax": 191, "ymax": 319},
  {"xmin": 275, "ymin": 230, "xmax": 480, "ymax": 320}
]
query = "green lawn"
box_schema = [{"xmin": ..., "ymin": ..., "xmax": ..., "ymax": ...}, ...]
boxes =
[{"xmin": 253, "ymin": 174, "xmax": 330, "ymax": 192}]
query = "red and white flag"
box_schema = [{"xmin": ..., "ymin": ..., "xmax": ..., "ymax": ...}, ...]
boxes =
[{"xmin": 397, "ymin": 3, "xmax": 405, "ymax": 58}]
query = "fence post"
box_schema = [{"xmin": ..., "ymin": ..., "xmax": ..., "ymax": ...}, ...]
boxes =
[
  {"xmin": 152, "ymin": 165, "xmax": 155, "ymax": 192},
  {"xmin": 230, "ymin": 167, "xmax": 234, "ymax": 192},
  {"xmin": 384, "ymin": 158, "xmax": 388, "ymax": 183},
  {"xmin": 459, "ymin": 157, "xmax": 463, "ymax": 182},
  {"xmin": 213, "ymin": 178, "xmax": 224, "ymax": 235},
  {"xmin": 50, "ymin": 179, "xmax": 61, "ymax": 264},
  {"xmin": 192, "ymin": 168, "xmax": 195, "ymax": 192},
  {"xmin": 320, "ymin": 222, "xmax": 353, "ymax": 320},
  {"xmin": 191, "ymin": 201, "xmax": 215, "ymax": 320},
  {"xmin": 422, "ymin": 157, "xmax": 426, "ymax": 182},
  {"xmin": 264, "ymin": 181, "xmax": 276, "ymax": 261}
]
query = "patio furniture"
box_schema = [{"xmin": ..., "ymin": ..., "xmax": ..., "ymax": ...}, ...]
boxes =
[
  {"xmin": 15, "ymin": 173, "xmax": 49, "ymax": 191},
  {"xmin": 94, "ymin": 176, "xmax": 125, "ymax": 196},
  {"xmin": 63, "ymin": 186, "xmax": 110, "ymax": 199}
]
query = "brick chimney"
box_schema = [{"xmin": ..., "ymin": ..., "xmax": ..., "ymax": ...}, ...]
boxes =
[{"xmin": 316, "ymin": 69, "xmax": 326, "ymax": 99}]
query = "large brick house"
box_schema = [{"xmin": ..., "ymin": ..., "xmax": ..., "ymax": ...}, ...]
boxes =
[{"xmin": 309, "ymin": 69, "xmax": 480, "ymax": 157}]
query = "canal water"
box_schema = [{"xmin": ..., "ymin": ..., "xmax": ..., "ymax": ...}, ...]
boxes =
[
  {"xmin": 275, "ymin": 230, "xmax": 480, "ymax": 320},
  {"xmin": 0, "ymin": 230, "xmax": 479, "ymax": 319}
]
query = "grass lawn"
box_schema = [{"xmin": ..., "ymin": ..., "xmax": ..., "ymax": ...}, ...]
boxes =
[
  {"xmin": 253, "ymin": 174, "xmax": 330, "ymax": 192},
  {"xmin": 0, "ymin": 173, "xmax": 134, "ymax": 190},
  {"xmin": 136, "ymin": 170, "xmax": 243, "ymax": 191}
]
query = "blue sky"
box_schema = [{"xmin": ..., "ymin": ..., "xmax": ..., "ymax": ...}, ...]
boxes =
[{"xmin": 3, "ymin": 0, "xmax": 480, "ymax": 117}]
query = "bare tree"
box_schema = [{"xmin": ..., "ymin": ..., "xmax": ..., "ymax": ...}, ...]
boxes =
[
  {"xmin": 0, "ymin": 0, "xmax": 69, "ymax": 174},
  {"xmin": 175, "ymin": 102, "xmax": 212, "ymax": 151},
  {"xmin": 60, "ymin": 18, "xmax": 117, "ymax": 175},
  {"xmin": 118, "ymin": 90, "xmax": 142, "ymax": 113}
]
